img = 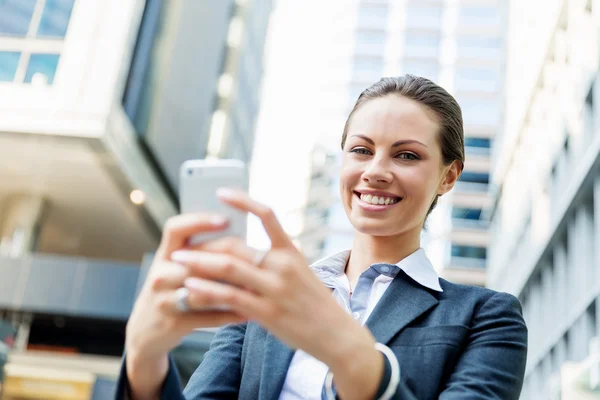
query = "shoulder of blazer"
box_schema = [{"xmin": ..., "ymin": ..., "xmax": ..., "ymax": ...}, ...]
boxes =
[{"xmin": 437, "ymin": 277, "xmax": 521, "ymax": 312}]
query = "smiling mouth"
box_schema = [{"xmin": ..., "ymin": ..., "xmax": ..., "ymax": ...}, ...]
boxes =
[{"xmin": 353, "ymin": 191, "xmax": 402, "ymax": 206}]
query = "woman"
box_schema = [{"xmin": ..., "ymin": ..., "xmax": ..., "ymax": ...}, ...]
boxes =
[{"xmin": 119, "ymin": 75, "xmax": 527, "ymax": 400}]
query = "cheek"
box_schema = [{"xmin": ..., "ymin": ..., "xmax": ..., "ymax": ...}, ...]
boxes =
[
  {"xmin": 397, "ymin": 165, "xmax": 439, "ymax": 197},
  {"xmin": 339, "ymin": 162, "xmax": 360, "ymax": 189}
]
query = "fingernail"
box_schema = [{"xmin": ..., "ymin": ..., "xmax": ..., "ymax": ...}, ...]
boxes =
[
  {"xmin": 216, "ymin": 188, "xmax": 236, "ymax": 199},
  {"xmin": 184, "ymin": 277, "xmax": 207, "ymax": 291},
  {"xmin": 171, "ymin": 250, "xmax": 193, "ymax": 262},
  {"xmin": 210, "ymin": 215, "xmax": 228, "ymax": 225}
]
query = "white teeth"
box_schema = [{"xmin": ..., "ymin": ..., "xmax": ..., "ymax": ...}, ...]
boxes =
[{"xmin": 359, "ymin": 193, "xmax": 399, "ymax": 205}]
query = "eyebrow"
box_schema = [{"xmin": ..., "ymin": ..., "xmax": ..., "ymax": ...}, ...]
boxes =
[{"xmin": 350, "ymin": 134, "xmax": 428, "ymax": 148}]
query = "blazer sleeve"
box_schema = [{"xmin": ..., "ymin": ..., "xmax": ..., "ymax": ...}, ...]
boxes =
[
  {"xmin": 182, "ymin": 322, "xmax": 247, "ymax": 399},
  {"xmin": 114, "ymin": 323, "xmax": 247, "ymax": 400},
  {"xmin": 371, "ymin": 292, "xmax": 527, "ymax": 400},
  {"xmin": 438, "ymin": 292, "xmax": 528, "ymax": 399}
]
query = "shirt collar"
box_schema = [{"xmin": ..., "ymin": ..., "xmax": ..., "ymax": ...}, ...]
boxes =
[{"xmin": 311, "ymin": 248, "xmax": 443, "ymax": 292}]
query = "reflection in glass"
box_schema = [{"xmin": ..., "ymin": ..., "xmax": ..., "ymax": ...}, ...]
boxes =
[
  {"xmin": 24, "ymin": 53, "xmax": 60, "ymax": 85},
  {"xmin": 0, "ymin": 51, "xmax": 21, "ymax": 82},
  {"xmin": 37, "ymin": 0, "xmax": 75, "ymax": 38},
  {"xmin": 0, "ymin": 0, "xmax": 36, "ymax": 37}
]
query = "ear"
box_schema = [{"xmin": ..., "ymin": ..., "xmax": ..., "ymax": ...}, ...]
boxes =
[{"xmin": 437, "ymin": 160, "xmax": 462, "ymax": 196}]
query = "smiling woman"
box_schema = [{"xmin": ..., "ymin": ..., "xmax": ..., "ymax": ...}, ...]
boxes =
[{"xmin": 118, "ymin": 75, "xmax": 527, "ymax": 400}]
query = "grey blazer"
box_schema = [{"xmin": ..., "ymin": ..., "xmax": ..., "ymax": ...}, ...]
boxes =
[{"xmin": 117, "ymin": 270, "xmax": 528, "ymax": 399}]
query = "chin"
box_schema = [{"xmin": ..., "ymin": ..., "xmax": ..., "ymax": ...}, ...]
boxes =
[{"xmin": 349, "ymin": 216, "xmax": 402, "ymax": 237}]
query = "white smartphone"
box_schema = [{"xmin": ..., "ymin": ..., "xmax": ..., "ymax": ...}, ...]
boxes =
[{"xmin": 179, "ymin": 159, "xmax": 248, "ymax": 246}]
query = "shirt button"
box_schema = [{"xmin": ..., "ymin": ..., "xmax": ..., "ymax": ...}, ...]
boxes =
[
  {"xmin": 381, "ymin": 266, "xmax": 390, "ymax": 273},
  {"xmin": 352, "ymin": 312, "xmax": 361, "ymax": 320}
]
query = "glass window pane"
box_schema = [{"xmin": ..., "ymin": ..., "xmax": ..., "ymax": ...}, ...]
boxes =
[
  {"xmin": 24, "ymin": 53, "xmax": 60, "ymax": 85},
  {"xmin": 464, "ymin": 137, "xmax": 492, "ymax": 148},
  {"xmin": 452, "ymin": 207, "xmax": 483, "ymax": 220},
  {"xmin": 37, "ymin": 0, "xmax": 75, "ymax": 38},
  {"xmin": 405, "ymin": 4, "xmax": 443, "ymax": 29},
  {"xmin": 402, "ymin": 60, "xmax": 439, "ymax": 81},
  {"xmin": 451, "ymin": 245, "xmax": 487, "ymax": 260},
  {"xmin": 0, "ymin": 51, "xmax": 21, "ymax": 82},
  {"xmin": 459, "ymin": 5, "xmax": 500, "ymax": 26},
  {"xmin": 0, "ymin": 0, "xmax": 37, "ymax": 37},
  {"xmin": 459, "ymin": 97, "xmax": 500, "ymax": 125},
  {"xmin": 357, "ymin": 3, "xmax": 389, "ymax": 28},
  {"xmin": 404, "ymin": 32, "xmax": 440, "ymax": 57},
  {"xmin": 354, "ymin": 30, "xmax": 386, "ymax": 55},
  {"xmin": 459, "ymin": 172, "xmax": 489, "ymax": 184}
]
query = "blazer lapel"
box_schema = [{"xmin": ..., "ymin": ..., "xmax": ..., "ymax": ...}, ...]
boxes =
[
  {"xmin": 259, "ymin": 332, "xmax": 295, "ymax": 400},
  {"xmin": 366, "ymin": 270, "xmax": 439, "ymax": 344}
]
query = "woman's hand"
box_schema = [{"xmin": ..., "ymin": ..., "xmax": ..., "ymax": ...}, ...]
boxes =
[
  {"xmin": 125, "ymin": 213, "xmax": 247, "ymax": 400},
  {"xmin": 170, "ymin": 189, "xmax": 383, "ymax": 392}
]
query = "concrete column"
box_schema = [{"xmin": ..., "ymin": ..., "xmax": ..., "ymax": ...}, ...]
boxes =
[{"xmin": 0, "ymin": 194, "xmax": 47, "ymax": 258}]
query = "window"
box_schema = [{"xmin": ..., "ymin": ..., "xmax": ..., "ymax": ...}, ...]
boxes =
[
  {"xmin": 355, "ymin": 30, "xmax": 386, "ymax": 46},
  {"xmin": 455, "ymin": 66, "xmax": 500, "ymax": 92},
  {"xmin": 464, "ymin": 137, "xmax": 492, "ymax": 148},
  {"xmin": 404, "ymin": 32, "xmax": 440, "ymax": 57},
  {"xmin": 458, "ymin": 5, "xmax": 500, "ymax": 26},
  {"xmin": 0, "ymin": 0, "xmax": 74, "ymax": 38},
  {"xmin": 0, "ymin": 51, "xmax": 21, "ymax": 81},
  {"xmin": 405, "ymin": 4, "xmax": 443, "ymax": 29},
  {"xmin": 0, "ymin": 0, "xmax": 75, "ymax": 85},
  {"xmin": 37, "ymin": 0, "xmax": 76, "ymax": 38},
  {"xmin": 357, "ymin": 3, "xmax": 389, "ymax": 28},
  {"xmin": 24, "ymin": 53, "xmax": 60, "ymax": 84},
  {"xmin": 0, "ymin": 0, "xmax": 37, "ymax": 37},
  {"xmin": 352, "ymin": 56, "xmax": 383, "ymax": 79},
  {"xmin": 451, "ymin": 245, "xmax": 487, "ymax": 260},
  {"xmin": 405, "ymin": 33, "xmax": 440, "ymax": 49},
  {"xmin": 459, "ymin": 97, "xmax": 500, "ymax": 125},
  {"xmin": 456, "ymin": 35, "xmax": 503, "ymax": 59},
  {"xmin": 459, "ymin": 172, "xmax": 489, "ymax": 184},
  {"xmin": 457, "ymin": 35, "xmax": 502, "ymax": 49},
  {"xmin": 452, "ymin": 207, "xmax": 483, "ymax": 220},
  {"xmin": 355, "ymin": 30, "xmax": 386, "ymax": 55},
  {"xmin": 402, "ymin": 60, "xmax": 439, "ymax": 81}
]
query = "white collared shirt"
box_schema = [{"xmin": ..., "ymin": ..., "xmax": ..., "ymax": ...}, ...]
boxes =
[{"xmin": 278, "ymin": 248, "xmax": 442, "ymax": 400}]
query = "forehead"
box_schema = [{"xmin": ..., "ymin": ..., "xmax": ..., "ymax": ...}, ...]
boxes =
[{"xmin": 348, "ymin": 95, "xmax": 439, "ymax": 144}]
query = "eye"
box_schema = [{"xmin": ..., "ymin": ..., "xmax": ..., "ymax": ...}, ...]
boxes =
[
  {"xmin": 396, "ymin": 152, "xmax": 420, "ymax": 161},
  {"xmin": 350, "ymin": 147, "xmax": 372, "ymax": 155}
]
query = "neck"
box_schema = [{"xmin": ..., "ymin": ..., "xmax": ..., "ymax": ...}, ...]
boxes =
[{"xmin": 346, "ymin": 228, "xmax": 421, "ymax": 286}]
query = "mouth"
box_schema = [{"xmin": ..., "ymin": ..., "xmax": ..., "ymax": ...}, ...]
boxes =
[{"xmin": 353, "ymin": 191, "xmax": 402, "ymax": 210}]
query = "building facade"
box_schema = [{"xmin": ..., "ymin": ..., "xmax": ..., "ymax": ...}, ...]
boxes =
[
  {"xmin": 487, "ymin": 0, "xmax": 600, "ymax": 398},
  {"xmin": 296, "ymin": 1, "xmax": 506, "ymax": 287},
  {"xmin": 0, "ymin": 0, "xmax": 272, "ymax": 397}
]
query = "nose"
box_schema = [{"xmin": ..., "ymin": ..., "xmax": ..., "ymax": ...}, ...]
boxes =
[{"xmin": 362, "ymin": 157, "xmax": 393, "ymax": 184}]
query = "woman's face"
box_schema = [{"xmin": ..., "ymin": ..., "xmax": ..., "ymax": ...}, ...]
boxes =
[{"xmin": 340, "ymin": 95, "xmax": 459, "ymax": 238}]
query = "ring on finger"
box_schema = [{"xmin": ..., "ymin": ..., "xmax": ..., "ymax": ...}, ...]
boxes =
[
  {"xmin": 175, "ymin": 287, "xmax": 191, "ymax": 312},
  {"xmin": 252, "ymin": 249, "xmax": 269, "ymax": 268}
]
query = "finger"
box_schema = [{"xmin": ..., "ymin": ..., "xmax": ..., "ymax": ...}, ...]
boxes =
[
  {"xmin": 193, "ymin": 236, "xmax": 262, "ymax": 266},
  {"xmin": 184, "ymin": 277, "xmax": 271, "ymax": 320},
  {"xmin": 147, "ymin": 261, "xmax": 188, "ymax": 291},
  {"xmin": 157, "ymin": 213, "xmax": 229, "ymax": 258},
  {"xmin": 216, "ymin": 189, "xmax": 290, "ymax": 248},
  {"xmin": 172, "ymin": 250, "xmax": 276, "ymax": 294}
]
